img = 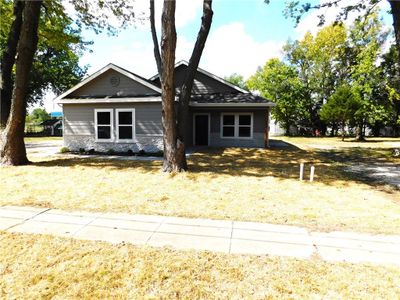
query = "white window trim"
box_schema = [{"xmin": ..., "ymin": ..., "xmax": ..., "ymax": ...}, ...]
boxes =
[
  {"xmin": 220, "ymin": 113, "xmax": 253, "ymax": 140},
  {"xmin": 94, "ymin": 109, "xmax": 114, "ymax": 142},
  {"xmin": 116, "ymin": 108, "xmax": 136, "ymax": 143},
  {"xmin": 193, "ymin": 113, "xmax": 211, "ymax": 146}
]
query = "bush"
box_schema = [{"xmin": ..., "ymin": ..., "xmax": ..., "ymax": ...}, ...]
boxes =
[
  {"xmin": 138, "ymin": 149, "xmax": 146, "ymax": 156},
  {"xmin": 78, "ymin": 148, "xmax": 85, "ymax": 154},
  {"xmin": 87, "ymin": 149, "xmax": 95, "ymax": 155},
  {"xmin": 154, "ymin": 150, "xmax": 164, "ymax": 157},
  {"xmin": 127, "ymin": 149, "xmax": 134, "ymax": 156},
  {"xmin": 60, "ymin": 147, "xmax": 70, "ymax": 153}
]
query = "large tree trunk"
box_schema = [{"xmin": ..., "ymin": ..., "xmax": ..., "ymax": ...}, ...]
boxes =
[
  {"xmin": 176, "ymin": 0, "xmax": 213, "ymax": 170},
  {"xmin": 1, "ymin": 1, "xmax": 42, "ymax": 166},
  {"xmin": 0, "ymin": 0, "xmax": 24, "ymax": 128},
  {"xmin": 151, "ymin": 0, "xmax": 213, "ymax": 172},
  {"xmin": 159, "ymin": 0, "xmax": 181, "ymax": 172},
  {"xmin": 390, "ymin": 1, "xmax": 400, "ymax": 67}
]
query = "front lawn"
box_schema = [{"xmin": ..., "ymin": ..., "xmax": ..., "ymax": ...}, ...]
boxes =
[
  {"xmin": 1, "ymin": 146, "xmax": 399, "ymax": 234},
  {"xmin": 24, "ymin": 136, "xmax": 63, "ymax": 143},
  {"xmin": 1, "ymin": 232, "xmax": 399, "ymax": 299}
]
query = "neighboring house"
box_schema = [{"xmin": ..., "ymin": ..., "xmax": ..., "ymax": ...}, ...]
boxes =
[
  {"xmin": 41, "ymin": 119, "xmax": 62, "ymax": 136},
  {"xmin": 55, "ymin": 61, "xmax": 275, "ymax": 152}
]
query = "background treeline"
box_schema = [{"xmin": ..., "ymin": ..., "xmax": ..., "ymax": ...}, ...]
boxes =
[{"xmin": 227, "ymin": 12, "xmax": 399, "ymax": 139}]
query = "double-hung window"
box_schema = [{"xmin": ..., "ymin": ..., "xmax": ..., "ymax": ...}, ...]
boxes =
[
  {"xmin": 95, "ymin": 109, "xmax": 113, "ymax": 142},
  {"xmin": 116, "ymin": 109, "xmax": 135, "ymax": 142},
  {"xmin": 221, "ymin": 113, "xmax": 253, "ymax": 139}
]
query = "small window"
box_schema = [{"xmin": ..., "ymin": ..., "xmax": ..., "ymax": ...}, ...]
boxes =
[
  {"xmin": 222, "ymin": 115, "xmax": 235, "ymax": 137},
  {"xmin": 221, "ymin": 113, "xmax": 253, "ymax": 139},
  {"xmin": 116, "ymin": 109, "xmax": 135, "ymax": 142},
  {"xmin": 95, "ymin": 109, "xmax": 113, "ymax": 142},
  {"xmin": 238, "ymin": 115, "xmax": 252, "ymax": 137}
]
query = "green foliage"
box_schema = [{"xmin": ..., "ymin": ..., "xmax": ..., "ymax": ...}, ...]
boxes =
[
  {"xmin": 250, "ymin": 8, "xmax": 398, "ymax": 137},
  {"xmin": 60, "ymin": 147, "xmax": 70, "ymax": 153},
  {"xmin": 247, "ymin": 58, "xmax": 307, "ymax": 135},
  {"xmin": 26, "ymin": 108, "xmax": 50, "ymax": 124},
  {"xmin": 0, "ymin": 0, "xmax": 88, "ymax": 105},
  {"xmin": 320, "ymin": 85, "xmax": 362, "ymax": 137},
  {"xmin": 224, "ymin": 73, "xmax": 248, "ymax": 91}
]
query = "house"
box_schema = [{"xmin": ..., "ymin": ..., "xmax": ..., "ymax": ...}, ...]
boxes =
[
  {"xmin": 55, "ymin": 61, "xmax": 275, "ymax": 153},
  {"xmin": 40, "ymin": 119, "xmax": 62, "ymax": 136}
]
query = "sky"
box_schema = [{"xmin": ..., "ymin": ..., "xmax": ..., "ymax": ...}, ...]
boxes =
[{"xmin": 42, "ymin": 0, "xmax": 393, "ymax": 112}]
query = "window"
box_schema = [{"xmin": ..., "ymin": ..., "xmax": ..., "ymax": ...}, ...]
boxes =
[
  {"xmin": 116, "ymin": 109, "xmax": 135, "ymax": 142},
  {"xmin": 95, "ymin": 109, "xmax": 113, "ymax": 142},
  {"xmin": 221, "ymin": 113, "xmax": 253, "ymax": 139}
]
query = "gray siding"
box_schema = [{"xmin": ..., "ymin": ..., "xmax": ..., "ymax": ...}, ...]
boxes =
[
  {"xmin": 69, "ymin": 69, "xmax": 158, "ymax": 97},
  {"xmin": 63, "ymin": 103, "xmax": 163, "ymax": 151},
  {"xmin": 189, "ymin": 109, "xmax": 267, "ymax": 148}
]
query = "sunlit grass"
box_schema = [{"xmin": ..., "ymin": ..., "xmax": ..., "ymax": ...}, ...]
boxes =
[
  {"xmin": 275, "ymin": 136, "xmax": 400, "ymax": 150},
  {"xmin": 1, "ymin": 147, "xmax": 399, "ymax": 234},
  {"xmin": 24, "ymin": 136, "xmax": 63, "ymax": 143},
  {"xmin": 1, "ymin": 232, "xmax": 399, "ymax": 299}
]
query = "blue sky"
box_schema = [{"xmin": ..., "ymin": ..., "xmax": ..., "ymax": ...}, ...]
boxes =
[{"xmin": 44, "ymin": 0, "xmax": 393, "ymax": 112}]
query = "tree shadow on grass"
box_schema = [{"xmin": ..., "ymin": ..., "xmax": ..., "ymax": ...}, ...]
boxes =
[{"xmin": 32, "ymin": 139, "xmax": 398, "ymax": 191}]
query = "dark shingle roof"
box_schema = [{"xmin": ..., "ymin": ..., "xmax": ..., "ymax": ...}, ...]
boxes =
[{"xmin": 190, "ymin": 93, "xmax": 273, "ymax": 104}]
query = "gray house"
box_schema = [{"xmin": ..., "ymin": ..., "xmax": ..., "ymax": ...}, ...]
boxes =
[{"xmin": 55, "ymin": 61, "xmax": 275, "ymax": 153}]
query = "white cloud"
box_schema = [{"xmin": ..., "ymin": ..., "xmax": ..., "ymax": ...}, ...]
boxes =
[
  {"xmin": 296, "ymin": 0, "xmax": 391, "ymax": 36},
  {"xmin": 200, "ymin": 22, "xmax": 284, "ymax": 79}
]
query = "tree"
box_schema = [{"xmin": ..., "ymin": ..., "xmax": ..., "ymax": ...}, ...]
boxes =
[
  {"xmin": 283, "ymin": 24, "xmax": 347, "ymax": 134},
  {"xmin": 381, "ymin": 45, "xmax": 400, "ymax": 136},
  {"xmin": 348, "ymin": 13, "xmax": 388, "ymax": 140},
  {"xmin": 0, "ymin": 0, "xmax": 24, "ymax": 128},
  {"xmin": 28, "ymin": 108, "xmax": 50, "ymax": 124},
  {"xmin": 0, "ymin": 0, "xmax": 136, "ymax": 166},
  {"xmin": 271, "ymin": 0, "xmax": 400, "ymax": 72},
  {"xmin": 1, "ymin": 0, "xmax": 42, "ymax": 165},
  {"xmin": 0, "ymin": 0, "xmax": 89, "ymax": 126},
  {"xmin": 224, "ymin": 73, "xmax": 248, "ymax": 91},
  {"xmin": 150, "ymin": 0, "xmax": 213, "ymax": 172},
  {"xmin": 320, "ymin": 85, "xmax": 362, "ymax": 140},
  {"xmin": 247, "ymin": 58, "xmax": 307, "ymax": 135}
]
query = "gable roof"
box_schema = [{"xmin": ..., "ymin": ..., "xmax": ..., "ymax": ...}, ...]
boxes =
[
  {"xmin": 149, "ymin": 60, "xmax": 248, "ymax": 94},
  {"xmin": 54, "ymin": 63, "xmax": 162, "ymax": 102}
]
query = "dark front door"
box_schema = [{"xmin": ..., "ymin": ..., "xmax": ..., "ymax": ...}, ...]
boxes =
[{"xmin": 194, "ymin": 114, "xmax": 209, "ymax": 146}]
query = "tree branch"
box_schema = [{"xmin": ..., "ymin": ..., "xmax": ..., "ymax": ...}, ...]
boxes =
[{"xmin": 150, "ymin": 0, "xmax": 162, "ymax": 79}]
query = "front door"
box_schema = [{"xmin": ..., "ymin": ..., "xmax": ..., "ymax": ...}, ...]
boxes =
[{"xmin": 194, "ymin": 114, "xmax": 209, "ymax": 146}]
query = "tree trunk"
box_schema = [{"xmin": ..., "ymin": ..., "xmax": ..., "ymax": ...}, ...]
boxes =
[
  {"xmin": 355, "ymin": 122, "xmax": 365, "ymax": 141},
  {"xmin": 0, "ymin": 0, "xmax": 24, "ymax": 128},
  {"xmin": 176, "ymin": 0, "xmax": 213, "ymax": 169},
  {"xmin": 390, "ymin": 0, "xmax": 400, "ymax": 68},
  {"xmin": 1, "ymin": 1, "xmax": 42, "ymax": 166},
  {"xmin": 151, "ymin": 0, "xmax": 213, "ymax": 172},
  {"xmin": 341, "ymin": 121, "xmax": 345, "ymax": 141},
  {"xmin": 159, "ymin": 0, "xmax": 181, "ymax": 172}
]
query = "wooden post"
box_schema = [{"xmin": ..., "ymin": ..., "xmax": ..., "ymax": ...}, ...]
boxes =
[
  {"xmin": 310, "ymin": 166, "xmax": 315, "ymax": 182},
  {"xmin": 299, "ymin": 163, "xmax": 304, "ymax": 181},
  {"xmin": 264, "ymin": 108, "xmax": 270, "ymax": 148}
]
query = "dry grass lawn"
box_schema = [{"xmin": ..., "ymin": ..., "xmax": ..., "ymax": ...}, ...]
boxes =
[
  {"xmin": 275, "ymin": 136, "xmax": 400, "ymax": 150},
  {"xmin": 1, "ymin": 232, "xmax": 399, "ymax": 299},
  {"xmin": 24, "ymin": 136, "xmax": 63, "ymax": 143},
  {"xmin": 1, "ymin": 145, "xmax": 399, "ymax": 234}
]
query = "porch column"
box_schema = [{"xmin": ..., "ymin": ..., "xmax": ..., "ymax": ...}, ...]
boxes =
[{"xmin": 264, "ymin": 108, "xmax": 270, "ymax": 148}]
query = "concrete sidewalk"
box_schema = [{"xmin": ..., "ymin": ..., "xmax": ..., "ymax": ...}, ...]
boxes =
[{"xmin": 1, "ymin": 205, "xmax": 399, "ymax": 266}]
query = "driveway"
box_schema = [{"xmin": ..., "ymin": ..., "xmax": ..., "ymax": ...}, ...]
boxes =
[
  {"xmin": 26, "ymin": 140, "xmax": 64, "ymax": 158},
  {"xmin": 345, "ymin": 162, "xmax": 400, "ymax": 189}
]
